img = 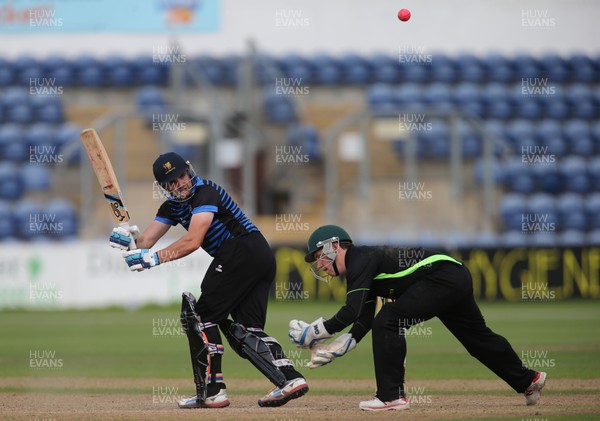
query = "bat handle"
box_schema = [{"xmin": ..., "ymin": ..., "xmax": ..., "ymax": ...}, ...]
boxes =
[{"xmin": 119, "ymin": 222, "xmax": 137, "ymax": 249}]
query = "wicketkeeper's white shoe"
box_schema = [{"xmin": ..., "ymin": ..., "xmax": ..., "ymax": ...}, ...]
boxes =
[
  {"xmin": 257, "ymin": 378, "xmax": 309, "ymax": 407},
  {"xmin": 178, "ymin": 389, "xmax": 230, "ymax": 409},
  {"xmin": 359, "ymin": 396, "xmax": 410, "ymax": 411},
  {"xmin": 524, "ymin": 371, "xmax": 547, "ymax": 406}
]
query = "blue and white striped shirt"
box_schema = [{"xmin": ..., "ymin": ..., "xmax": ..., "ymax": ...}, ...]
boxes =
[{"xmin": 155, "ymin": 177, "xmax": 258, "ymax": 256}]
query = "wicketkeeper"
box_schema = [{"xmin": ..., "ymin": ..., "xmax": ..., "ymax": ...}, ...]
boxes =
[
  {"xmin": 109, "ymin": 152, "xmax": 308, "ymax": 408},
  {"xmin": 289, "ymin": 225, "xmax": 546, "ymax": 411}
]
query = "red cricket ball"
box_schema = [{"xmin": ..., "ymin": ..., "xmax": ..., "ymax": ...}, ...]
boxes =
[{"xmin": 398, "ymin": 8, "xmax": 411, "ymax": 22}]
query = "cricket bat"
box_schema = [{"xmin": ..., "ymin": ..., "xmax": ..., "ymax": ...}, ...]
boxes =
[{"xmin": 80, "ymin": 128, "xmax": 136, "ymax": 248}]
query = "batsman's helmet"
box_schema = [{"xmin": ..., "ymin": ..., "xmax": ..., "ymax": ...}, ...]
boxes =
[
  {"xmin": 153, "ymin": 152, "xmax": 189, "ymax": 185},
  {"xmin": 304, "ymin": 225, "xmax": 352, "ymax": 263}
]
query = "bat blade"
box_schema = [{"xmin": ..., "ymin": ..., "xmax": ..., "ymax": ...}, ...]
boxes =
[{"xmin": 80, "ymin": 128, "xmax": 131, "ymax": 226}]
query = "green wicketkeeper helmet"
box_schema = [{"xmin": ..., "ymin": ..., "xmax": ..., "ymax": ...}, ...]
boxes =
[{"xmin": 304, "ymin": 225, "xmax": 352, "ymax": 263}]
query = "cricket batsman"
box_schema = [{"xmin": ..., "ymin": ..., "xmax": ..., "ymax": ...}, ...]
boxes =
[
  {"xmin": 109, "ymin": 152, "xmax": 308, "ymax": 408},
  {"xmin": 289, "ymin": 225, "xmax": 546, "ymax": 411}
]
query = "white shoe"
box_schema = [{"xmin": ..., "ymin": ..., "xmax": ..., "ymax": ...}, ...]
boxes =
[
  {"xmin": 359, "ymin": 396, "xmax": 410, "ymax": 411},
  {"xmin": 257, "ymin": 378, "xmax": 309, "ymax": 407},
  {"xmin": 178, "ymin": 389, "xmax": 230, "ymax": 408},
  {"xmin": 525, "ymin": 371, "xmax": 547, "ymax": 406}
]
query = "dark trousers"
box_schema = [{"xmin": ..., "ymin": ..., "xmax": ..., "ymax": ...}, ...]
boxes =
[
  {"xmin": 372, "ymin": 262, "xmax": 537, "ymax": 401},
  {"xmin": 194, "ymin": 231, "xmax": 301, "ymax": 385}
]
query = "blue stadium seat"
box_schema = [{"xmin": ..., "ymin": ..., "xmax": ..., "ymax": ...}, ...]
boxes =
[
  {"xmin": 500, "ymin": 193, "xmax": 528, "ymax": 231},
  {"xmin": 536, "ymin": 119, "xmax": 562, "ymax": 143},
  {"xmin": 55, "ymin": 123, "xmax": 82, "ymax": 148},
  {"xmin": 473, "ymin": 159, "xmax": 503, "ymax": 185},
  {"xmin": 563, "ymin": 120, "xmax": 593, "ymax": 156},
  {"xmin": 8, "ymin": 103, "xmax": 33, "ymax": 124},
  {"xmin": 0, "ymin": 162, "xmax": 23, "ymax": 200},
  {"xmin": 501, "ymin": 230, "xmax": 528, "ymax": 247},
  {"xmin": 43, "ymin": 56, "xmax": 69, "ymax": 73},
  {"xmin": 79, "ymin": 66, "xmax": 104, "ymax": 87},
  {"xmin": 109, "ymin": 66, "xmax": 135, "ymax": 87},
  {"xmin": 25, "ymin": 123, "xmax": 57, "ymax": 148},
  {"xmin": 587, "ymin": 229, "xmax": 600, "ymax": 245},
  {"xmin": 455, "ymin": 53, "xmax": 486, "ymax": 84},
  {"xmin": 586, "ymin": 193, "xmax": 600, "ymax": 230},
  {"xmin": 483, "ymin": 54, "xmax": 514, "ymax": 84},
  {"xmin": 12, "ymin": 56, "xmax": 39, "ymax": 73},
  {"xmin": 560, "ymin": 156, "xmax": 592, "ymax": 193},
  {"xmin": 458, "ymin": 121, "xmax": 481, "ymax": 158},
  {"xmin": 1, "ymin": 87, "xmax": 29, "ymax": 107},
  {"xmin": 45, "ymin": 198, "xmax": 78, "ymax": 239},
  {"xmin": 503, "ymin": 159, "xmax": 536, "ymax": 193},
  {"xmin": 0, "ymin": 124, "xmax": 27, "ymax": 162},
  {"xmin": 263, "ymin": 86, "xmax": 297, "ymax": 124},
  {"xmin": 543, "ymin": 97, "xmax": 570, "ymax": 120},
  {"xmin": 431, "ymin": 55, "xmax": 457, "ymax": 84},
  {"xmin": 340, "ymin": 54, "xmax": 371, "ymax": 85},
  {"xmin": 527, "ymin": 193, "xmax": 559, "ymax": 231},
  {"xmin": 21, "ymin": 165, "xmax": 52, "ymax": 192},
  {"xmin": 400, "ymin": 64, "xmax": 429, "ymax": 84},
  {"xmin": 310, "ymin": 53, "xmax": 340, "ymax": 85},
  {"xmin": 422, "ymin": 83, "xmax": 451, "ymax": 105},
  {"xmin": 528, "ymin": 232, "xmax": 558, "ymax": 247},
  {"xmin": 558, "ymin": 230, "xmax": 586, "ymax": 246},
  {"xmin": 0, "ymin": 58, "xmax": 15, "ymax": 86},
  {"xmin": 136, "ymin": 86, "xmax": 167, "ymax": 112},
  {"xmin": 287, "ymin": 124, "xmax": 320, "ymax": 160},
  {"xmin": 394, "ymin": 84, "xmax": 423, "ymax": 106},
  {"xmin": 370, "ymin": 54, "xmax": 399, "ymax": 84},
  {"xmin": 556, "ymin": 193, "xmax": 587, "ymax": 231},
  {"xmin": 366, "ymin": 84, "xmax": 395, "ymax": 114},
  {"xmin": 132, "ymin": 55, "xmax": 167, "ymax": 86},
  {"xmin": 13, "ymin": 199, "xmax": 43, "ymax": 240},
  {"xmin": 452, "ymin": 83, "xmax": 480, "ymax": 105},
  {"xmin": 530, "ymin": 162, "xmax": 564, "ymax": 194},
  {"xmin": 588, "ymin": 157, "xmax": 600, "ymax": 190},
  {"xmin": 0, "ymin": 201, "xmax": 15, "ymax": 239},
  {"xmin": 539, "ymin": 53, "xmax": 570, "ymax": 84},
  {"xmin": 19, "ymin": 66, "xmax": 44, "ymax": 87},
  {"xmin": 37, "ymin": 103, "xmax": 65, "ymax": 124}
]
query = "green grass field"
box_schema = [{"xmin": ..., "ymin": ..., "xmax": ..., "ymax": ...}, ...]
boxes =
[{"xmin": 1, "ymin": 299, "xmax": 599, "ymax": 382}]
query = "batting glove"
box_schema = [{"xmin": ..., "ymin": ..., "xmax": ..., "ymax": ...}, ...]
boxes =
[
  {"xmin": 307, "ymin": 333, "xmax": 356, "ymax": 369},
  {"xmin": 109, "ymin": 225, "xmax": 140, "ymax": 250},
  {"xmin": 123, "ymin": 248, "xmax": 160, "ymax": 271},
  {"xmin": 288, "ymin": 317, "xmax": 333, "ymax": 349}
]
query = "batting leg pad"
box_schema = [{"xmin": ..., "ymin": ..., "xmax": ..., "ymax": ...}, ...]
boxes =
[
  {"xmin": 180, "ymin": 292, "xmax": 209, "ymax": 401},
  {"xmin": 225, "ymin": 322, "xmax": 287, "ymax": 388}
]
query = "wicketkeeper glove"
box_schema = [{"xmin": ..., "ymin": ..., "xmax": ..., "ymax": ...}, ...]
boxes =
[
  {"xmin": 307, "ymin": 333, "xmax": 356, "ymax": 369},
  {"xmin": 123, "ymin": 248, "xmax": 160, "ymax": 271},
  {"xmin": 109, "ymin": 225, "xmax": 140, "ymax": 250},
  {"xmin": 288, "ymin": 317, "xmax": 333, "ymax": 349}
]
